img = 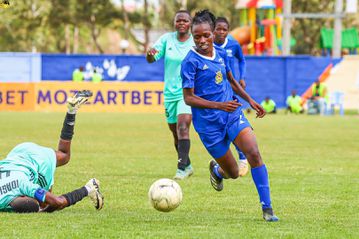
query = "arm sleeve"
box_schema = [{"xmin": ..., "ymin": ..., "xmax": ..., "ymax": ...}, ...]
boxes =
[
  {"xmin": 235, "ymin": 44, "xmax": 246, "ymax": 79},
  {"xmin": 223, "ymin": 51, "xmax": 232, "ymax": 73},
  {"xmin": 19, "ymin": 180, "xmax": 47, "ymax": 203},
  {"xmin": 181, "ymin": 60, "xmax": 196, "ymax": 89},
  {"xmin": 152, "ymin": 34, "xmax": 167, "ymax": 61}
]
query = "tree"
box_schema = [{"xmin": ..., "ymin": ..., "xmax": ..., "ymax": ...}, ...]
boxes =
[
  {"xmin": 0, "ymin": 0, "xmax": 52, "ymax": 52},
  {"xmin": 291, "ymin": 0, "xmax": 359, "ymax": 54},
  {"xmin": 48, "ymin": 0, "xmax": 75, "ymax": 53},
  {"xmin": 158, "ymin": 1, "xmax": 239, "ymax": 30},
  {"xmin": 74, "ymin": 0, "xmax": 118, "ymax": 53}
]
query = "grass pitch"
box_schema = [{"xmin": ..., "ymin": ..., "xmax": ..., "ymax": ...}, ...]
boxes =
[{"xmin": 0, "ymin": 112, "xmax": 358, "ymax": 238}]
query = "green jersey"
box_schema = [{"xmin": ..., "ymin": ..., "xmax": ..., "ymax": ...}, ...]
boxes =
[
  {"xmin": 261, "ymin": 99, "xmax": 276, "ymax": 113},
  {"xmin": 286, "ymin": 95, "xmax": 303, "ymax": 113},
  {"xmin": 92, "ymin": 72, "xmax": 103, "ymax": 83},
  {"xmin": 153, "ymin": 32, "xmax": 194, "ymax": 102},
  {"xmin": 72, "ymin": 69, "xmax": 84, "ymax": 82},
  {"xmin": 0, "ymin": 142, "xmax": 56, "ymax": 210}
]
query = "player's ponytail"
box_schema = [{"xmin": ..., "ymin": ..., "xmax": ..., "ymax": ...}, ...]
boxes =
[{"xmin": 192, "ymin": 9, "xmax": 216, "ymax": 31}]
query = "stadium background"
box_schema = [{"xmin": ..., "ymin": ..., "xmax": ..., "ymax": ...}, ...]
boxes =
[
  {"xmin": 0, "ymin": 53, "xmax": 343, "ymax": 111},
  {"xmin": 1, "ymin": 0, "xmax": 359, "ymax": 238}
]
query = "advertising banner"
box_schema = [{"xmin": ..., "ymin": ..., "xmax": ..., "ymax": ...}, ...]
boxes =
[
  {"xmin": 0, "ymin": 82, "xmax": 164, "ymax": 113},
  {"xmin": 42, "ymin": 54, "xmax": 164, "ymax": 82},
  {"xmin": 0, "ymin": 83, "xmax": 35, "ymax": 111}
]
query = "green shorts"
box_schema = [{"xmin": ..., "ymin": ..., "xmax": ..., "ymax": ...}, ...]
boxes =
[{"xmin": 164, "ymin": 99, "xmax": 192, "ymax": 124}]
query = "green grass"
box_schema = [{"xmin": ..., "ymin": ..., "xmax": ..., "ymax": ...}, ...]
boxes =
[{"xmin": 0, "ymin": 112, "xmax": 358, "ymax": 238}]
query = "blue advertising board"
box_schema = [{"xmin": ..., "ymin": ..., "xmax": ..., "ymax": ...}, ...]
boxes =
[
  {"xmin": 42, "ymin": 54, "xmax": 164, "ymax": 82},
  {"xmin": 40, "ymin": 54, "xmax": 333, "ymax": 108}
]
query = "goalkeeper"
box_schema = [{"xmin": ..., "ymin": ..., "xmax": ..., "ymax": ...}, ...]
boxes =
[{"xmin": 0, "ymin": 90, "xmax": 104, "ymax": 213}]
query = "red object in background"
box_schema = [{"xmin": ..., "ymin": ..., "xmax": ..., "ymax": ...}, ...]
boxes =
[
  {"xmin": 247, "ymin": 0, "xmax": 283, "ymax": 8},
  {"xmin": 261, "ymin": 19, "xmax": 276, "ymax": 26},
  {"xmin": 254, "ymin": 40, "xmax": 265, "ymax": 55},
  {"xmin": 274, "ymin": 0, "xmax": 283, "ymax": 8},
  {"xmin": 264, "ymin": 26, "xmax": 272, "ymax": 49},
  {"xmin": 242, "ymin": 44, "xmax": 249, "ymax": 55},
  {"xmin": 247, "ymin": 0, "xmax": 258, "ymax": 8}
]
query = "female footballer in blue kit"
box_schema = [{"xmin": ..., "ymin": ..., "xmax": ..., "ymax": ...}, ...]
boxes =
[
  {"xmin": 213, "ymin": 17, "xmax": 249, "ymax": 177},
  {"xmin": 180, "ymin": 10, "xmax": 279, "ymax": 222}
]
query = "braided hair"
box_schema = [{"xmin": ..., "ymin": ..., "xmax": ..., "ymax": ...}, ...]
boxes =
[{"xmin": 192, "ymin": 10, "xmax": 216, "ymax": 31}]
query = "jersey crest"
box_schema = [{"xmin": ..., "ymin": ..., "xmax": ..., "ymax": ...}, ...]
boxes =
[{"xmin": 215, "ymin": 71, "xmax": 223, "ymax": 84}]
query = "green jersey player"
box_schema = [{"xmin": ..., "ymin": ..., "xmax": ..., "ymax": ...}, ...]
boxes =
[
  {"xmin": 0, "ymin": 90, "xmax": 104, "ymax": 213},
  {"xmin": 146, "ymin": 10, "xmax": 194, "ymax": 180}
]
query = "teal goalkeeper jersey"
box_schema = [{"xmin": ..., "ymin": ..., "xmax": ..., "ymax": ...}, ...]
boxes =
[
  {"xmin": 0, "ymin": 142, "xmax": 56, "ymax": 210},
  {"xmin": 153, "ymin": 32, "xmax": 194, "ymax": 102}
]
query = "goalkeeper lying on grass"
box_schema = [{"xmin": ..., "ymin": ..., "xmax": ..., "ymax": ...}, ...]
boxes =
[{"xmin": 0, "ymin": 90, "xmax": 104, "ymax": 213}]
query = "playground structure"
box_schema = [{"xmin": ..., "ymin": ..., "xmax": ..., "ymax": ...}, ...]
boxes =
[
  {"xmin": 231, "ymin": 0, "xmax": 288, "ymax": 56},
  {"xmin": 232, "ymin": 0, "xmax": 359, "ymax": 56}
]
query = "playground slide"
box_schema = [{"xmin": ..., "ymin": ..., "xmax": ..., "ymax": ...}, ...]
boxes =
[{"xmin": 325, "ymin": 55, "xmax": 359, "ymax": 109}]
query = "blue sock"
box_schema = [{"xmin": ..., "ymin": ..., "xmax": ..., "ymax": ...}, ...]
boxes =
[
  {"xmin": 238, "ymin": 151, "xmax": 246, "ymax": 161},
  {"xmin": 213, "ymin": 164, "xmax": 223, "ymax": 180},
  {"xmin": 251, "ymin": 164, "xmax": 272, "ymax": 209}
]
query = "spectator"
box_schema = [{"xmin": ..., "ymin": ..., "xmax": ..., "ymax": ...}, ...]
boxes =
[
  {"xmin": 310, "ymin": 80, "xmax": 328, "ymax": 115},
  {"xmin": 92, "ymin": 70, "xmax": 103, "ymax": 83},
  {"xmin": 261, "ymin": 97, "xmax": 277, "ymax": 114},
  {"xmin": 72, "ymin": 66, "xmax": 84, "ymax": 82},
  {"xmin": 286, "ymin": 90, "xmax": 304, "ymax": 114}
]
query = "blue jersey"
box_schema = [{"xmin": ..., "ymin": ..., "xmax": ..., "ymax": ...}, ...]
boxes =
[
  {"xmin": 214, "ymin": 37, "xmax": 246, "ymax": 81},
  {"xmin": 181, "ymin": 46, "xmax": 241, "ymax": 133}
]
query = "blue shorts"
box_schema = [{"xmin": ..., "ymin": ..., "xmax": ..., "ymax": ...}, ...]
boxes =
[{"xmin": 198, "ymin": 111, "xmax": 251, "ymax": 159}]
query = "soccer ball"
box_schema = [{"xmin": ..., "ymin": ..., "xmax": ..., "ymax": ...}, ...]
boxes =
[{"xmin": 148, "ymin": 178, "xmax": 183, "ymax": 212}]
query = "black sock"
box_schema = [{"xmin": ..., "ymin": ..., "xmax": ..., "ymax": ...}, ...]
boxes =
[
  {"xmin": 62, "ymin": 186, "xmax": 88, "ymax": 207},
  {"xmin": 177, "ymin": 139, "xmax": 190, "ymax": 170},
  {"xmin": 60, "ymin": 113, "xmax": 76, "ymax": 140}
]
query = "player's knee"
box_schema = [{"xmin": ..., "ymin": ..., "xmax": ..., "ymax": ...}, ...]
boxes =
[
  {"xmin": 228, "ymin": 166, "xmax": 239, "ymax": 179},
  {"xmin": 10, "ymin": 196, "xmax": 39, "ymax": 213},
  {"xmin": 246, "ymin": 148, "xmax": 262, "ymax": 166},
  {"xmin": 177, "ymin": 123, "xmax": 189, "ymax": 137}
]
